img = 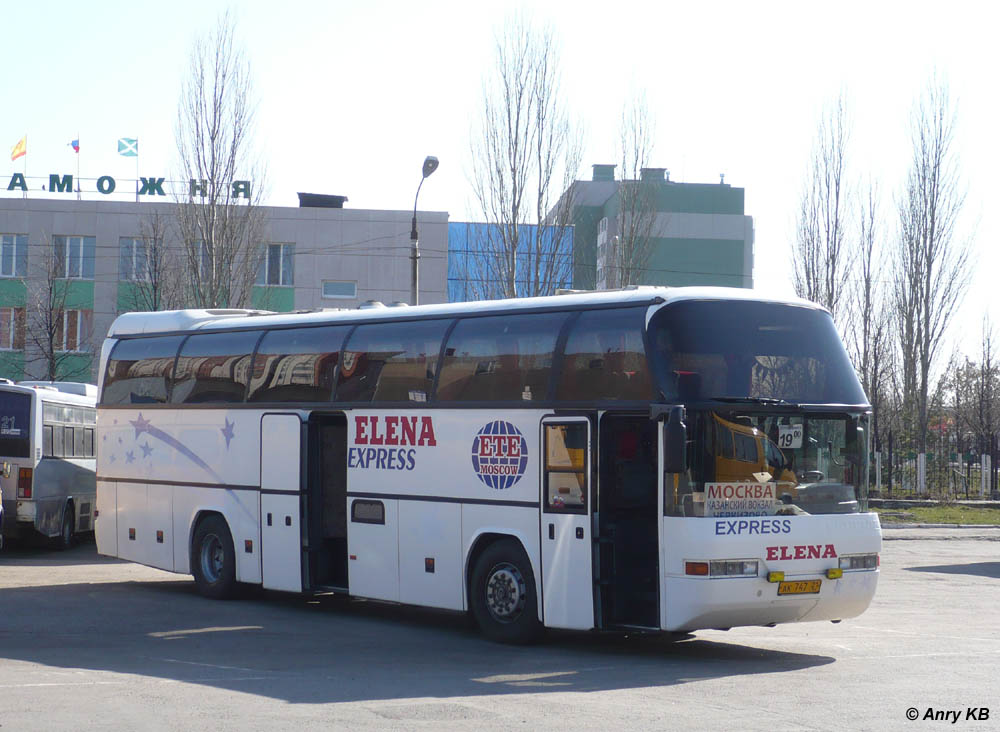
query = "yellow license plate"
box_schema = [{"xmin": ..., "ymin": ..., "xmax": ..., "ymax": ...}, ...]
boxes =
[{"xmin": 777, "ymin": 580, "xmax": 821, "ymax": 595}]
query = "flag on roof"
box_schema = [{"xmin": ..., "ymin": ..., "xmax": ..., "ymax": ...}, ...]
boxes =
[
  {"xmin": 69, "ymin": 139, "xmax": 79, "ymax": 153},
  {"xmin": 117, "ymin": 137, "xmax": 138, "ymax": 157},
  {"xmin": 10, "ymin": 136, "xmax": 26, "ymax": 162}
]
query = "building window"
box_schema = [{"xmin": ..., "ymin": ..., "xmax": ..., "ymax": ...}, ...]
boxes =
[
  {"xmin": 322, "ymin": 281, "xmax": 357, "ymax": 299},
  {"xmin": 0, "ymin": 307, "xmax": 25, "ymax": 350},
  {"xmin": 119, "ymin": 237, "xmax": 156, "ymax": 281},
  {"xmin": 257, "ymin": 243, "xmax": 294, "ymax": 286},
  {"xmin": 0, "ymin": 234, "xmax": 27, "ymax": 278},
  {"xmin": 57, "ymin": 309, "xmax": 92, "ymax": 352},
  {"xmin": 53, "ymin": 236, "xmax": 96, "ymax": 279}
]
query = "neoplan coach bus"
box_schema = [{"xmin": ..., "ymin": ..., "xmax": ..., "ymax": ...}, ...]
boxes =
[{"xmin": 95, "ymin": 287, "xmax": 880, "ymax": 642}]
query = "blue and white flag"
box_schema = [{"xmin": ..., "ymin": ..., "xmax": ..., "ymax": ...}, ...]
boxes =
[{"xmin": 117, "ymin": 137, "xmax": 138, "ymax": 157}]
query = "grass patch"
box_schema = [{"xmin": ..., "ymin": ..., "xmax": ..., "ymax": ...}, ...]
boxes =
[{"xmin": 875, "ymin": 505, "xmax": 1000, "ymax": 525}]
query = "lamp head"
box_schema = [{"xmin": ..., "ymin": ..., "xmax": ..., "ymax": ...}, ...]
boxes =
[{"xmin": 422, "ymin": 156, "xmax": 439, "ymax": 179}]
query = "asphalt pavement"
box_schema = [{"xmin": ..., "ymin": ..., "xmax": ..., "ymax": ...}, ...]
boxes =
[{"xmin": 1, "ymin": 528, "xmax": 998, "ymax": 731}]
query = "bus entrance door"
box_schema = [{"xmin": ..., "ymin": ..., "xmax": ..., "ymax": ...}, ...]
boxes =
[
  {"xmin": 540, "ymin": 417, "xmax": 594, "ymax": 630},
  {"xmin": 260, "ymin": 414, "xmax": 303, "ymax": 593},
  {"xmin": 596, "ymin": 415, "xmax": 660, "ymax": 629}
]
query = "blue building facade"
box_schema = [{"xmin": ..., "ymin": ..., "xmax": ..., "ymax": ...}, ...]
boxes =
[{"xmin": 448, "ymin": 222, "xmax": 574, "ymax": 303}]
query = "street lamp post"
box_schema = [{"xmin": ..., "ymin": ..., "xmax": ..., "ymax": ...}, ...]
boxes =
[{"xmin": 410, "ymin": 155, "xmax": 439, "ymax": 306}]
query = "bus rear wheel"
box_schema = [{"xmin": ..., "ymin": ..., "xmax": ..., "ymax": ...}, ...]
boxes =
[
  {"xmin": 55, "ymin": 502, "xmax": 75, "ymax": 551},
  {"xmin": 470, "ymin": 539, "xmax": 542, "ymax": 644},
  {"xmin": 192, "ymin": 515, "xmax": 237, "ymax": 600}
]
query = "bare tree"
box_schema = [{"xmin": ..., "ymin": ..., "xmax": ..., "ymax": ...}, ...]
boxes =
[
  {"xmin": 467, "ymin": 15, "xmax": 581, "ymax": 300},
  {"xmin": 968, "ymin": 319, "xmax": 997, "ymax": 459},
  {"xmin": 24, "ymin": 238, "xmax": 94, "ymax": 381},
  {"xmin": 604, "ymin": 92, "xmax": 658, "ymax": 289},
  {"xmin": 892, "ymin": 78, "xmax": 971, "ymax": 461},
  {"xmin": 847, "ymin": 180, "xmax": 894, "ymax": 456},
  {"xmin": 793, "ymin": 95, "xmax": 852, "ymax": 321},
  {"xmin": 174, "ymin": 10, "xmax": 267, "ymax": 309},
  {"xmin": 118, "ymin": 211, "xmax": 183, "ymax": 313}
]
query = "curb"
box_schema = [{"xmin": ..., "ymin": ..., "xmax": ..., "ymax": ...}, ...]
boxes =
[{"xmin": 881, "ymin": 523, "xmax": 1000, "ymax": 529}]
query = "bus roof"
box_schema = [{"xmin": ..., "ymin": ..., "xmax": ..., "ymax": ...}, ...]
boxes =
[
  {"xmin": 17, "ymin": 381, "xmax": 98, "ymax": 398},
  {"xmin": 106, "ymin": 287, "xmax": 827, "ymax": 338},
  {"xmin": 3, "ymin": 382, "xmax": 97, "ymax": 406}
]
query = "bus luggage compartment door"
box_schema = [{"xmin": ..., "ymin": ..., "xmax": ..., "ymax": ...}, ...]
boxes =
[
  {"xmin": 539, "ymin": 417, "xmax": 594, "ymax": 630},
  {"xmin": 260, "ymin": 414, "xmax": 303, "ymax": 593}
]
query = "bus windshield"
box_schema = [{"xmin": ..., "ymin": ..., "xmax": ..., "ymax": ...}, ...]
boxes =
[
  {"xmin": 0, "ymin": 390, "xmax": 31, "ymax": 458},
  {"xmin": 648, "ymin": 299, "xmax": 867, "ymax": 405},
  {"xmin": 665, "ymin": 409, "xmax": 870, "ymax": 517}
]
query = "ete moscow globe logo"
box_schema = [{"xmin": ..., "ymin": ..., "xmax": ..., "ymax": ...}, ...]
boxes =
[{"xmin": 471, "ymin": 420, "xmax": 529, "ymax": 490}]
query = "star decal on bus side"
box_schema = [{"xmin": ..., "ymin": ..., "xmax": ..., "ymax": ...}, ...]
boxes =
[
  {"xmin": 128, "ymin": 412, "xmax": 221, "ymax": 482},
  {"xmin": 221, "ymin": 418, "xmax": 235, "ymax": 449}
]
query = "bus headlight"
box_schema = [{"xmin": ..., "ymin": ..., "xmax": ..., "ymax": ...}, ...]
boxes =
[
  {"xmin": 709, "ymin": 560, "xmax": 759, "ymax": 577},
  {"xmin": 839, "ymin": 553, "xmax": 878, "ymax": 571}
]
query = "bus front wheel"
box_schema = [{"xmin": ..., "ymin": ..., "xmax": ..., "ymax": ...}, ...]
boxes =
[
  {"xmin": 192, "ymin": 516, "xmax": 237, "ymax": 600},
  {"xmin": 470, "ymin": 539, "xmax": 542, "ymax": 644}
]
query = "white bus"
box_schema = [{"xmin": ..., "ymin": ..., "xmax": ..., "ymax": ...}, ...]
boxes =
[
  {"xmin": 95, "ymin": 288, "xmax": 880, "ymax": 642},
  {"xmin": 0, "ymin": 381, "xmax": 98, "ymax": 549}
]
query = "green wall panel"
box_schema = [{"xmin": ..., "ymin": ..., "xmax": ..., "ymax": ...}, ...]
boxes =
[
  {"xmin": 571, "ymin": 206, "xmax": 603, "ymax": 290},
  {"xmin": 0, "ymin": 351, "xmax": 24, "ymax": 381},
  {"xmin": 0, "ymin": 278, "xmax": 27, "ymax": 307},
  {"xmin": 54, "ymin": 354, "xmax": 94, "ymax": 382},
  {"xmin": 117, "ymin": 281, "xmax": 155, "ymax": 312},
  {"xmin": 643, "ymin": 237, "xmax": 747, "ymax": 287},
  {"xmin": 252, "ymin": 286, "xmax": 295, "ymax": 312},
  {"xmin": 64, "ymin": 280, "xmax": 95, "ymax": 310}
]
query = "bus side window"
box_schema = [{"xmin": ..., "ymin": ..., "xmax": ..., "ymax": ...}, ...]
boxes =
[
  {"xmin": 74, "ymin": 425, "xmax": 85, "ymax": 457},
  {"xmin": 733, "ymin": 432, "xmax": 757, "ymax": 462},
  {"xmin": 84, "ymin": 427, "xmax": 95, "ymax": 458},
  {"xmin": 336, "ymin": 320, "xmax": 449, "ymax": 403},
  {"xmin": 544, "ymin": 423, "xmax": 587, "ymax": 512},
  {"xmin": 436, "ymin": 312, "xmax": 566, "ymax": 402},
  {"xmin": 53, "ymin": 424, "xmax": 64, "ymax": 458},
  {"xmin": 556, "ymin": 307, "xmax": 652, "ymax": 402},
  {"xmin": 64, "ymin": 426, "xmax": 76, "ymax": 458},
  {"xmin": 170, "ymin": 330, "xmax": 262, "ymax": 404},
  {"xmin": 102, "ymin": 335, "xmax": 185, "ymax": 405},
  {"xmin": 43, "ymin": 424, "xmax": 53, "ymax": 457},
  {"xmin": 247, "ymin": 325, "xmax": 348, "ymax": 402}
]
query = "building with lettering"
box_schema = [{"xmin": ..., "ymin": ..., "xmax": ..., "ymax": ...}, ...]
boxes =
[{"xmin": 0, "ymin": 194, "xmax": 448, "ymax": 382}]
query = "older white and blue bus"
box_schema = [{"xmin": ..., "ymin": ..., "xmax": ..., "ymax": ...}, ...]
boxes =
[
  {"xmin": 94, "ymin": 287, "xmax": 880, "ymax": 642},
  {"xmin": 0, "ymin": 381, "xmax": 98, "ymax": 549}
]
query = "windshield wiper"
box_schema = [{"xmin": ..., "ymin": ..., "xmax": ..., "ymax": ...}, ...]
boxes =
[{"xmin": 712, "ymin": 396, "xmax": 791, "ymax": 406}]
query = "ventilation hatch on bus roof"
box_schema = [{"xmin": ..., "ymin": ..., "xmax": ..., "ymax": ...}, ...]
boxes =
[{"xmin": 107, "ymin": 308, "xmax": 273, "ymax": 337}]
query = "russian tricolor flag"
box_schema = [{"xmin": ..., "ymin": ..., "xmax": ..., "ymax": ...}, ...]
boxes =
[{"xmin": 69, "ymin": 139, "xmax": 79, "ymax": 153}]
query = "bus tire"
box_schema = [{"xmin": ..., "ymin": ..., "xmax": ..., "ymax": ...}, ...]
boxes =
[
  {"xmin": 192, "ymin": 515, "xmax": 238, "ymax": 600},
  {"xmin": 470, "ymin": 539, "xmax": 542, "ymax": 644},
  {"xmin": 54, "ymin": 502, "xmax": 75, "ymax": 550}
]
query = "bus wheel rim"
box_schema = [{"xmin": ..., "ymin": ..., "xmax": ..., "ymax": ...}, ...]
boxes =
[
  {"xmin": 485, "ymin": 563, "xmax": 525, "ymax": 623},
  {"xmin": 201, "ymin": 534, "xmax": 224, "ymax": 583}
]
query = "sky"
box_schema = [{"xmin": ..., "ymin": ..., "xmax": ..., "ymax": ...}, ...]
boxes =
[{"xmin": 2, "ymin": 0, "xmax": 996, "ymax": 358}]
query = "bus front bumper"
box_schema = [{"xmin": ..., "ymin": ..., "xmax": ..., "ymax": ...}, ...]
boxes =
[{"xmin": 662, "ymin": 570, "xmax": 879, "ymax": 632}]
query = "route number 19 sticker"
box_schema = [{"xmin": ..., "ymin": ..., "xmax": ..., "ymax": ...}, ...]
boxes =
[{"xmin": 778, "ymin": 424, "xmax": 803, "ymax": 449}]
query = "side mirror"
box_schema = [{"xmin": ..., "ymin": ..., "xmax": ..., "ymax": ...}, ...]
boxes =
[{"xmin": 663, "ymin": 406, "xmax": 687, "ymax": 474}]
